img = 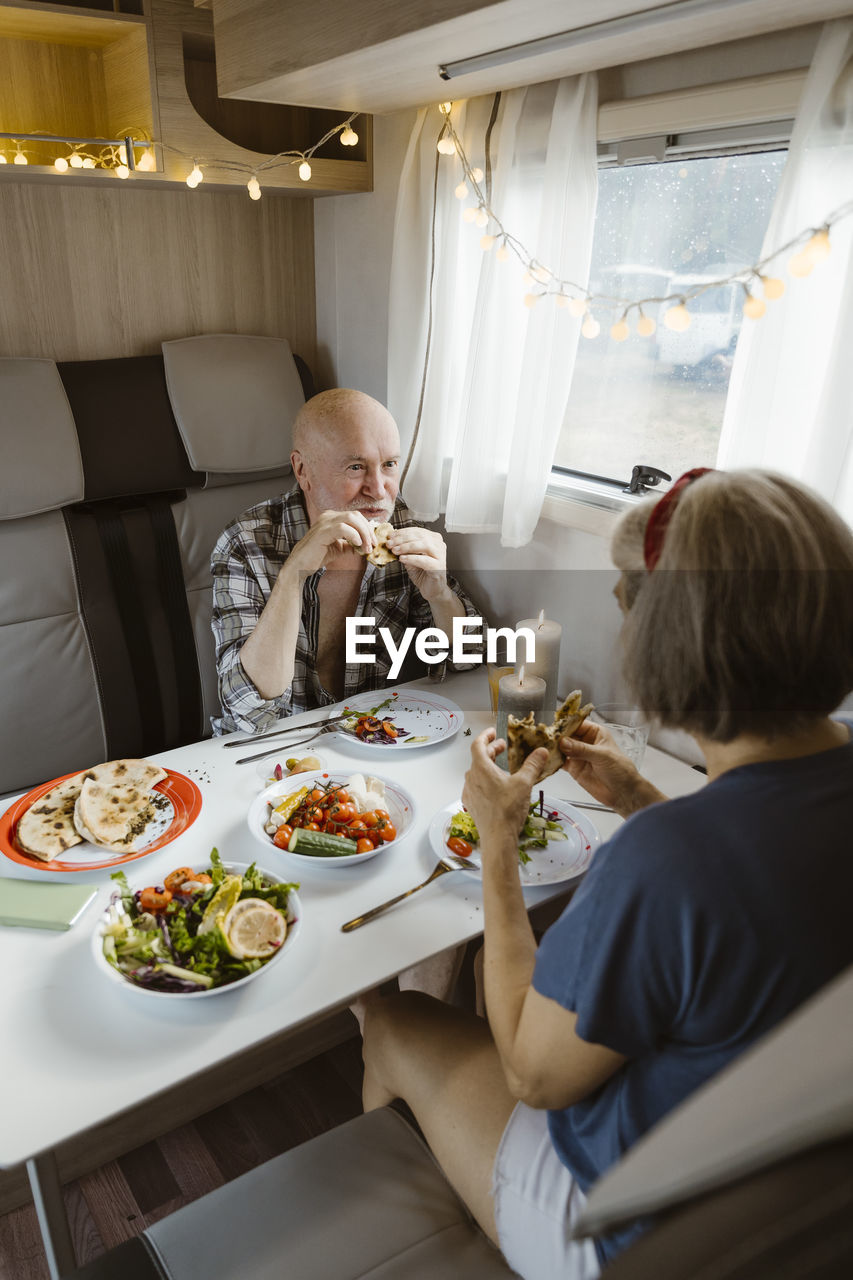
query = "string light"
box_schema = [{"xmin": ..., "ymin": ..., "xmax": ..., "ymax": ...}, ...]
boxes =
[
  {"xmin": 247, "ymin": 175, "xmax": 261, "ymax": 200},
  {"xmin": 69, "ymin": 151, "xmax": 84, "ymax": 168},
  {"xmin": 115, "ymin": 163, "xmax": 130, "ymax": 179},
  {"xmin": 432, "ymin": 103, "xmax": 849, "ymax": 339},
  {"xmin": 137, "ymin": 148, "xmax": 156, "ymax": 172},
  {"xmin": 298, "ymin": 160, "xmax": 312, "ymax": 181},
  {"xmin": 13, "ymin": 146, "xmax": 27, "ymax": 165},
  {"xmin": 340, "ymin": 125, "xmax": 358, "ymax": 147},
  {"xmin": 53, "ymin": 155, "xmax": 68, "ymax": 172},
  {"xmin": 186, "ymin": 162, "xmax": 203, "ymax": 188},
  {"xmin": 0, "ymin": 154, "xmax": 6, "ymax": 164},
  {"xmin": 82, "ymin": 157, "xmax": 95, "ymax": 169}
]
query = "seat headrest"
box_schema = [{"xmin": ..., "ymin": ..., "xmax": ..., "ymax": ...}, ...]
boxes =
[
  {"xmin": 0, "ymin": 359, "xmax": 84, "ymax": 520},
  {"xmin": 162, "ymin": 334, "xmax": 305, "ymax": 474}
]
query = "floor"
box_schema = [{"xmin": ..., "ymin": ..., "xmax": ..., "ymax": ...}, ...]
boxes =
[{"xmin": 0, "ymin": 1036, "xmax": 365, "ymax": 1280}]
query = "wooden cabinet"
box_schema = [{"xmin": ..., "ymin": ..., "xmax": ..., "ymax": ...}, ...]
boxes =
[{"xmin": 0, "ymin": 0, "xmax": 372, "ymax": 195}]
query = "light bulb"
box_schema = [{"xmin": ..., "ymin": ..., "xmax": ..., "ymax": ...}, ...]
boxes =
[
  {"xmin": 568, "ymin": 297, "xmax": 587, "ymax": 318},
  {"xmin": 637, "ymin": 313, "xmax": 656, "ymax": 337},
  {"xmin": 0, "ymin": 154, "xmax": 6, "ymax": 164},
  {"xmin": 247, "ymin": 176, "xmax": 261, "ymax": 200},
  {"xmin": 462, "ymin": 206, "xmax": 477, "ymax": 223},
  {"xmin": 805, "ymin": 228, "xmax": 831, "ymax": 264},
  {"xmin": 743, "ymin": 293, "xmax": 766, "ymax": 320},
  {"xmin": 437, "ymin": 137, "xmax": 456, "ymax": 155},
  {"xmin": 663, "ymin": 303, "xmax": 691, "ymax": 332},
  {"xmin": 523, "ymin": 292, "xmax": 541, "ymax": 308},
  {"xmin": 761, "ymin": 275, "xmax": 785, "ymax": 300},
  {"xmin": 298, "ymin": 160, "xmax": 311, "ymax": 181},
  {"xmin": 787, "ymin": 251, "xmax": 813, "ymax": 278},
  {"xmin": 611, "ymin": 319, "xmax": 630, "ymax": 342},
  {"xmin": 137, "ymin": 148, "xmax": 156, "ymax": 172},
  {"xmin": 454, "ymin": 181, "xmax": 468, "ymax": 199},
  {"xmin": 340, "ymin": 126, "xmax": 358, "ymax": 146},
  {"xmin": 118, "ymin": 144, "xmax": 128, "ymax": 165},
  {"xmin": 496, "ymin": 243, "xmax": 509, "ymax": 262},
  {"xmin": 14, "ymin": 151, "xmax": 27, "ymax": 166},
  {"xmin": 53, "ymin": 156, "xmax": 69, "ymax": 172},
  {"xmin": 474, "ymin": 207, "xmax": 488, "ymax": 228},
  {"xmin": 531, "ymin": 266, "xmax": 550, "ymax": 284},
  {"xmin": 555, "ymin": 294, "xmax": 569, "ymax": 309},
  {"xmin": 439, "ymin": 101, "xmax": 452, "ymax": 115},
  {"xmin": 582, "ymin": 315, "xmax": 600, "ymax": 339},
  {"xmin": 471, "ymin": 167, "xmax": 484, "ymax": 182},
  {"xmin": 115, "ymin": 163, "xmax": 130, "ymax": 179},
  {"xmin": 186, "ymin": 164, "xmax": 203, "ymax": 188},
  {"xmin": 82, "ymin": 157, "xmax": 95, "ymax": 169},
  {"xmin": 69, "ymin": 152, "xmax": 84, "ymax": 168},
  {"xmin": 480, "ymin": 234, "xmax": 496, "ymax": 251}
]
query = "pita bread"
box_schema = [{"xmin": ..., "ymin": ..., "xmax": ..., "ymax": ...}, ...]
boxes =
[
  {"xmin": 360, "ymin": 520, "xmax": 398, "ymax": 567},
  {"xmin": 14, "ymin": 759, "xmax": 167, "ymax": 861},
  {"xmin": 74, "ymin": 779, "xmax": 157, "ymax": 853},
  {"xmin": 506, "ymin": 690, "xmax": 594, "ymax": 778},
  {"xmin": 15, "ymin": 772, "xmax": 86, "ymax": 861}
]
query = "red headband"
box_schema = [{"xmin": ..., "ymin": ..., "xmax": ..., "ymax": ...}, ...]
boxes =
[{"xmin": 643, "ymin": 468, "xmax": 713, "ymax": 570}]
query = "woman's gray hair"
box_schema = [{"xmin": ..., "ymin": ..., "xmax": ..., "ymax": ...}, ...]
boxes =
[
  {"xmin": 618, "ymin": 470, "xmax": 853, "ymax": 740},
  {"xmin": 610, "ymin": 496, "xmax": 657, "ymax": 610}
]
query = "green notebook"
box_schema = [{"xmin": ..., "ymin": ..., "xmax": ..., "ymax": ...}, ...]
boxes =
[{"xmin": 0, "ymin": 879, "xmax": 99, "ymax": 931}]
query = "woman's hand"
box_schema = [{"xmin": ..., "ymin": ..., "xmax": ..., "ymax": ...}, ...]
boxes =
[
  {"xmin": 560, "ymin": 720, "xmax": 667, "ymax": 817},
  {"xmin": 462, "ymin": 729, "xmax": 550, "ymax": 853}
]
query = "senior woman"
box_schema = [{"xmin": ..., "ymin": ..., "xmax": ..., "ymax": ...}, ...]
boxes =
[{"xmin": 359, "ymin": 469, "xmax": 853, "ymax": 1278}]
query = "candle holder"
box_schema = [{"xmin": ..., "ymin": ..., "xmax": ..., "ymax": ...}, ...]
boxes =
[{"xmin": 516, "ymin": 613, "xmax": 562, "ymax": 720}]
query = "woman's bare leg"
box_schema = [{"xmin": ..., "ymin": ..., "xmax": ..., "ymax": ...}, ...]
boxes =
[{"xmin": 361, "ymin": 990, "xmax": 516, "ymax": 1243}]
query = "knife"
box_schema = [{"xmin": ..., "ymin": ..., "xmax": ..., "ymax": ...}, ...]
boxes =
[{"xmin": 222, "ymin": 711, "xmax": 349, "ymax": 748}]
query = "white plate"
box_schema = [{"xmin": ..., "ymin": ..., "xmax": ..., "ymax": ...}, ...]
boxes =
[
  {"xmin": 334, "ymin": 690, "xmax": 464, "ymax": 752},
  {"xmin": 247, "ymin": 772, "xmax": 417, "ymax": 868},
  {"xmin": 428, "ymin": 795, "xmax": 600, "ymax": 887},
  {"xmin": 92, "ymin": 862, "xmax": 302, "ymax": 999}
]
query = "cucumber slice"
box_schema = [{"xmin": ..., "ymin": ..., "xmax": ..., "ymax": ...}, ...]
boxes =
[{"xmin": 288, "ymin": 828, "xmax": 360, "ymax": 857}]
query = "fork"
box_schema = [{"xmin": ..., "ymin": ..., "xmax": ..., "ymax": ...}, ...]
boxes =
[
  {"xmin": 223, "ymin": 713, "xmax": 350, "ymax": 749},
  {"xmin": 234, "ymin": 721, "xmax": 341, "ymax": 766},
  {"xmin": 340, "ymin": 853, "xmax": 474, "ymax": 932}
]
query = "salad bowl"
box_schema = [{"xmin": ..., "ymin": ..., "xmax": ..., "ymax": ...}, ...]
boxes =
[
  {"xmin": 91, "ymin": 857, "xmax": 302, "ymax": 999},
  {"xmin": 247, "ymin": 770, "xmax": 417, "ymax": 868}
]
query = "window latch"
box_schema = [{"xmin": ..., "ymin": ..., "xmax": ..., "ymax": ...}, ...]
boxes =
[{"xmin": 623, "ymin": 464, "xmax": 672, "ymax": 495}]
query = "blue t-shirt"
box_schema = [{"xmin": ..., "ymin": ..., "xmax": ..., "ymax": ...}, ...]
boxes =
[{"xmin": 533, "ymin": 723, "xmax": 853, "ymax": 1267}]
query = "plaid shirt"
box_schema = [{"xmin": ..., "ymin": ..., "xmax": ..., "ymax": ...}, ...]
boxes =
[{"xmin": 210, "ymin": 485, "xmax": 481, "ymax": 734}]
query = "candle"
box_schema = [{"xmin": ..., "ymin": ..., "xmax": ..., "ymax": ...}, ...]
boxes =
[
  {"xmin": 495, "ymin": 665, "xmax": 546, "ymax": 772},
  {"xmin": 515, "ymin": 610, "xmax": 562, "ymax": 719}
]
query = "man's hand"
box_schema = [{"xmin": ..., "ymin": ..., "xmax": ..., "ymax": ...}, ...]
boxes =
[
  {"xmin": 560, "ymin": 720, "xmax": 667, "ymax": 817},
  {"xmin": 386, "ymin": 526, "xmax": 449, "ymax": 601},
  {"xmin": 286, "ymin": 508, "xmax": 375, "ymax": 576},
  {"xmin": 462, "ymin": 728, "xmax": 550, "ymax": 855}
]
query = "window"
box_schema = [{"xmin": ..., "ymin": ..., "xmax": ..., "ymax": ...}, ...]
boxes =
[{"xmin": 553, "ymin": 140, "xmax": 788, "ymax": 487}]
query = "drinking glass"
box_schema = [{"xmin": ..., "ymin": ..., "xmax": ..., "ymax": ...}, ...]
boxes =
[{"xmin": 590, "ymin": 703, "xmax": 649, "ymax": 768}]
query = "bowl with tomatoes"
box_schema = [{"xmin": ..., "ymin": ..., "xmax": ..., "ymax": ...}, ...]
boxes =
[{"xmin": 247, "ymin": 771, "xmax": 416, "ymax": 868}]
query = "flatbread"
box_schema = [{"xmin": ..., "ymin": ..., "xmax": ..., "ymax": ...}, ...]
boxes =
[
  {"xmin": 506, "ymin": 690, "xmax": 594, "ymax": 778},
  {"xmin": 360, "ymin": 520, "xmax": 398, "ymax": 567},
  {"xmin": 74, "ymin": 779, "xmax": 157, "ymax": 853},
  {"xmin": 15, "ymin": 772, "xmax": 86, "ymax": 861},
  {"xmin": 14, "ymin": 759, "xmax": 167, "ymax": 861}
]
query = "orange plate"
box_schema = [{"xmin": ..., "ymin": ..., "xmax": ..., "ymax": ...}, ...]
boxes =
[{"xmin": 0, "ymin": 770, "xmax": 203, "ymax": 873}]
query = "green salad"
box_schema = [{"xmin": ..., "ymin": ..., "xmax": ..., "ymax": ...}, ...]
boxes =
[
  {"xmin": 101, "ymin": 849, "xmax": 298, "ymax": 994},
  {"xmin": 449, "ymin": 794, "xmax": 568, "ymax": 865}
]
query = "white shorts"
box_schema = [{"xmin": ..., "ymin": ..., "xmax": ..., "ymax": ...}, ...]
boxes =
[{"xmin": 492, "ymin": 1102, "xmax": 601, "ymax": 1280}]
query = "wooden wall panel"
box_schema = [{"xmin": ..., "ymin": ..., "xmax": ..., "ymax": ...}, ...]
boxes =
[{"xmin": 0, "ymin": 183, "xmax": 316, "ymax": 364}]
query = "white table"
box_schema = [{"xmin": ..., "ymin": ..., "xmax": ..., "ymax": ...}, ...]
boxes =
[{"xmin": 0, "ymin": 670, "xmax": 704, "ymax": 1276}]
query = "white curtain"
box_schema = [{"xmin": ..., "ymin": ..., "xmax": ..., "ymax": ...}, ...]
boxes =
[
  {"xmin": 388, "ymin": 77, "xmax": 598, "ymax": 548},
  {"xmin": 717, "ymin": 20, "xmax": 853, "ymax": 524}
]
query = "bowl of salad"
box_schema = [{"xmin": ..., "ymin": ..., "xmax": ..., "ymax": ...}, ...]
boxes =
[
  {"xmin": 91, "ymin": 849, "xmax": 301, "ymax": 997},
  {"xmin": 247, "ymin": 771, "xmax": 416, "ymax": 868}
]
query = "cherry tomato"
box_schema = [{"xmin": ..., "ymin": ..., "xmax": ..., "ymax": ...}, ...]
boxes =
[
  {"xmin": 273, "ymin": 823, "xmax": 294, "ymax": 849},
  {"xmin": 305, "ymin": 822, "xmax": 322, "ymax": 832},
  {"xmin": 309, "ymin": 789, "xmax": 325, "ymax": 803},
  {"xmin": 373, "ymin": 808, "xmax": 390, "ymax": 821},
  {"xmin": 381, "ymin": 721, "xmax": 398, "ymax": 738},
  {"xmin": 306, "ymin": 805, "xmax": 325, "ymax": 823},
  {"xmin": 164, "ymin": 866, "xmax": 195, "ymax": 893},
  {"xmin": 348, "ymin": 818, "xmax": 368, "ymax": 834},
  {"xmin": 447, "ymin": 837, "xmax": 473, "ymax": 858},
  {"xmin": 356, "ymin": 838, "xmax": 375, "ymax": 855},
  {"xmin": 332, "ymin": 789, "xmax": 350, "ymax": 804},
  {"xmin": 360, "ymin": 810, "xmax": 379, "ymax": 828},
  {"xmin": 375, "ymin": 818, "xmax": 397, "ymax": 843},
  {"xmin": 188, "ymin": 872, "xmax": 213, "ymax": 887},
  {"xmin": 139, "ymin": 886, "xmax": 173, "ymax": 912},
  {"xmin": 331, "ymin": 802, "xmax": 357, "ymax": 824}
]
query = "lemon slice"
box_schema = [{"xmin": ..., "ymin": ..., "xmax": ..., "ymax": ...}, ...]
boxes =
[
  {"xmin": 223, "ymin": 898, "xmax": 286, "ymax": 959},
  {"xmin": 197, "ymin": 875, "xmax": 243, "ymax": 935}
]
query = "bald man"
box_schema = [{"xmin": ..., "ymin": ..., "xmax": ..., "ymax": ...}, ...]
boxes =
[{"xmin": 210, "ymin": 389, "xmax": 480, "ymax": 734}]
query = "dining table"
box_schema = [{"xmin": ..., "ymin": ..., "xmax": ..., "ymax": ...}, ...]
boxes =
[{"xmin": 0, "ymin": 668, "xmax": 705, "ymax": 1278}]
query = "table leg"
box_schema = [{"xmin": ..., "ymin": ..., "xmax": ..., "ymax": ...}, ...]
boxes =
[{"xmin": 26, "ymin": 1151, "xmax": 76, "ymax": 1279}]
